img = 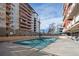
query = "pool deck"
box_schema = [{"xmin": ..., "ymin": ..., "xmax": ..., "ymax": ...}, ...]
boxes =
[
  {"xmin": 41, "ymin": 36, "xmax": 79, "ymax": 56},
  {"xmin": 0, "ymin": 36, "xmax": 79, "ymax": 56}
]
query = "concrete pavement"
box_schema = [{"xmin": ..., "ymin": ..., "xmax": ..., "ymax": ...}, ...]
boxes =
[{"xmin": 41, "ymin": 36, "xmax": 79, "ymax": 56}]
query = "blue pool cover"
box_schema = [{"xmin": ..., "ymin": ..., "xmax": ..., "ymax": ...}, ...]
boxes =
[{"xmin": 15, "ymin": 37, "xmax": 57, "ymax": 49}]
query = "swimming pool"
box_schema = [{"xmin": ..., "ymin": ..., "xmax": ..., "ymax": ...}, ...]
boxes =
[{"xmin": 15, "ymin": 37, "xmax": 57, "ymax": 49}]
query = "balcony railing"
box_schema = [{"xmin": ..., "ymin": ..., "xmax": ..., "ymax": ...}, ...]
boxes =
[
  {"xmin": 20, "ymin": 25, "xmax": 31, "ymax": 30},
  {"xmin": 20, "ymin": 4, "xmax": 32, "ymax": 15},
  {"xmin": 20, "ymin": 23, "xmax": 31, "ymax": 28},
  {"xmin": 20, "ymin": 17, "xmax": 31, "ymax": 22},
  {"xmin": 22, "ymin": 4, "xmax": 32, "ymax": 12},
  {"xmin": 65, "ymin": 15, "xmax": 79, "ymax": 32},
  {"xmin": 20, "ymin": 20, "xmax": 31, "ymax": 26},
  {"xmin": 6, "ymin": 15, "xmax": 11, "ymax": 20},
  {"xmin": 19, "ymin": 28, "xmax": 31, "ymax": 32},
  {"xmin": 20, "ymin": 12, "xmax": 32, "ymax": 21},
  {"xmin": 19, "ymin": 8, "xmax": 32, "ymax": 18}
]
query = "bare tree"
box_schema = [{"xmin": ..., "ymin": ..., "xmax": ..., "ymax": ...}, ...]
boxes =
[{"xmin": 48, "ymin": 23, "xmax": 56, "ymax": 34}]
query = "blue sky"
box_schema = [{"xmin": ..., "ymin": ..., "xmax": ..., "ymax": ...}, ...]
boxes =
[{"xmin": 30, "ymin": 3, "xmax": 63, "ymax": 31}]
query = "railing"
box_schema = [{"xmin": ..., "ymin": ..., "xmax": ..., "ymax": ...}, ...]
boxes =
[
  {"xmin": 20, "ymin": 4, "xmax": 32, "ymax": 15},
  {"xmin": 20, "ymin": 17, "xmax": 32, "ymax": 23},
  {"xmin": 20, "ymin": 20, "xmax": 31, "ymax": 26},
  {"xmin": 65, "ymin": 15, "xmax": 79, "ymax": 31},
  {"xmin": 19, "ymin": 28, "xmax": 31, "ymax": 32},
  {"xmin": 20, "ymin": 12, "xmax": 31, "ymax": 21},
  {"xmin": 6, "ymin": 15, "xmax": 11, "ymax": 20},
  {"xmin": 19, "ymin": 8, "xmax": 32, "ymax": 18},
  {"xmin": 20, "ymin": 23, "xmax": 31, "ymax": 29}
]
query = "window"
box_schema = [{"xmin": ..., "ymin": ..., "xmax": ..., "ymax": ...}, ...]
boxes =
[{"xmin": 6, "ymin": 23, "xmax": 9, "ymax": 26}]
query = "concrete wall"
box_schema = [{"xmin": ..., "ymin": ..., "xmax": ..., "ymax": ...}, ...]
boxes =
[{"xmin": 0, "ymin": 4, "xmax": 6, "ymax": 28}]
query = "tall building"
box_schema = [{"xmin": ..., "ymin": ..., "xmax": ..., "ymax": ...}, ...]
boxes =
[
  {"xmin": 18, "ymin": 3, "xmax": 33, "ymax": 35},
  {"xmin": 0, "ymin": 3, "xmax": 40, "ymax": 36},
  {"xmin": 7, "ymin": 3, "xmax": 19, "ymax": 35},
  {"xmin": 31, "ymin": 12, "xmax": 40, "ymax": 33},
  {"xmin": 0, "ymin": 3, "xmax": 19, "ymax": 35},
  {"xmin": 63, "ymin": 3, "xmax": 79, "ymax": 35}
]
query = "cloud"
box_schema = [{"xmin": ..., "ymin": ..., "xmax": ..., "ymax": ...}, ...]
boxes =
[
  {"xmin": 40, "ymin": 17, "xmax": 63, "ymax": 30},
  {"xmin": 30, "ymin": 3, "xmax": 63, "ymax": 30}
]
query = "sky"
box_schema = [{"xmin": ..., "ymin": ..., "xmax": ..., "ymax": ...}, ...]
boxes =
[{"xmin": 30, "ymin": 3, "xmax": 64, "ymax": 32}]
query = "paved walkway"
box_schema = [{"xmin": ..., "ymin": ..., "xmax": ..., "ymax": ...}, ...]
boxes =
[{"xmin": 41, "ymin": 36, "xmax": 79, "ymax": 56}]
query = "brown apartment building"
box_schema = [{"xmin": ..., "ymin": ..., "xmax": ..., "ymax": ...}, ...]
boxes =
[
  {"xmin": 18, "ymin": 3, "xmax": 33, "ymax": 35},
  {"xmin": 0, "ymin": 3, "xmax": 40, "ymax": 36},
  {"xmin": 63, "ymin": 3, "xmax": 79, "ymax": 36}
]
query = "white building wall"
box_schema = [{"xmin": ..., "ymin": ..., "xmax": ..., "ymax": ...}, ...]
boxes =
[
  {"xmin": 31, "ymin": 12, "xmax": 39, "ymax": 33},
  {"xmin": 36, "ymin": 21, "xmax": 40, "ymax": 33},
  {"xmin": 10, "ymin": 3, "xmax": 19, "ymax": 30},
  {"xmin": 0, "ymin": 3, "xmax": 6, "ymax": 28},
  {"xmin": 31, "ymin": 13, "xmax": 34, "ymax": 32}
]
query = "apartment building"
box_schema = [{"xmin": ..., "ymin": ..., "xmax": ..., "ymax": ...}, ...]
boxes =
[
  {"xmin": 0, "ymin": 3, "xmax": 19, "ymax": 36},
  {"xmin": 7, "ymin": 3, "xmax": 19, "ymax": 35},
  {"xmin": 0, "ymin": 3, "xmax": 17, "ymax": 35},
  {"xmin": 0, "ymin": 3, "xmax": 40, "ymax": 36},
  {"xmin": 31, "ymin": 12, "xmax": 40, "ymax": 33},
  {"xmin": 63, "ymin": 3, "xmax": 79, "ymax": 36},
  {"xmin": 18, "ymin": 3, "xmax": 33, "ymax": 35}
]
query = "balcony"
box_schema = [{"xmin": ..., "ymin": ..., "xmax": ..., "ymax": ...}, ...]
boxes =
[
  {"xmin": 20, "ymin": 12, "xmax": 32, "ymax": 21},
  {"xmin": 6, "ymin": 4, "xmax": 11, "ymax": 11},
  {"xmin": 22, "ymin": 4, "xmax": 32, "ymax": 12},
  {"xmin": 64, "ymin": 15, "xmax": 79, "ymax": 32},
  {"xmin": 19, "ymin": 28, "xmax": 31, "ymax": 32},
  {"xmin": 20, "ymin": 17, "xmax": 31, "ymax": 24},
  {"xmin": 20, "ymin": 23, "xmax": 31, "ymax": 29},
  {"xmin": 19, "ymin": 8, "xmax": 32, "ymax": 18},
  {"xmin": 6, "ymin": 15, "xmax": 11, "ymax": 20},
  {"xmin": 66, "ymin": 4, "xmax": 79, "ymax": 20},
  {"xmin": 20, "ymin": 20, "xmax": 31, "ymax": 26},
  {"xmin": 6, "ymin": 11, "xmax": 11, "ymax": 15},
  {"xmin": 20, "ymin": 4, "xmax": 32, "ymax": 15}
]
